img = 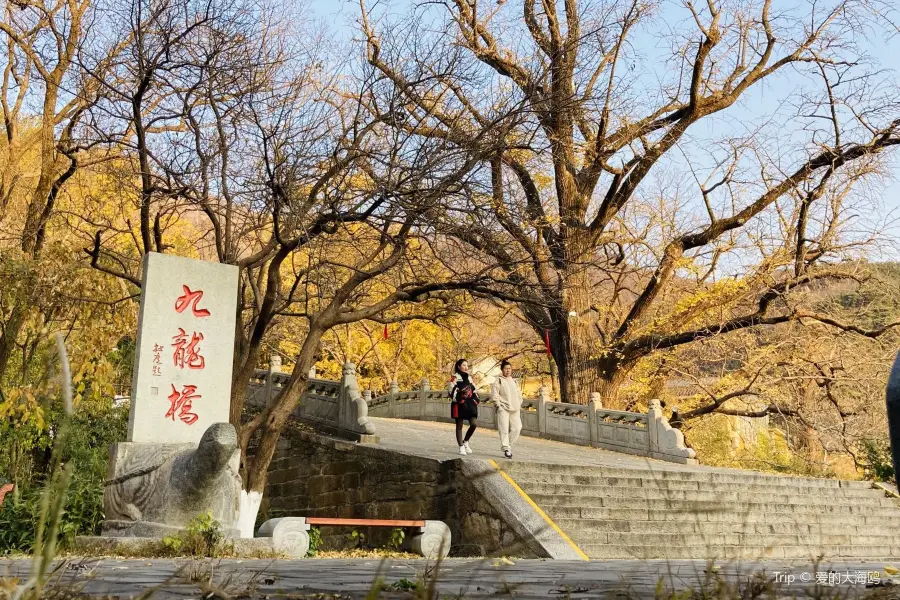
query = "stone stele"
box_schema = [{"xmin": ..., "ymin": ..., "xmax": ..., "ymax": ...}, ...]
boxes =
[
  {"xmin": 129, "ymin": 252, "xmax": 238, "ymax": 445},
  {"xmin": 103, "ymin": 422, "xmax": 242, "ymax": 538}
]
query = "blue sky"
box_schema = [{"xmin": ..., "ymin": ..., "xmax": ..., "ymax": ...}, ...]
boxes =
[{"xmin": 307, "ymin": 0, "xmax": 900, "ymax": 254}]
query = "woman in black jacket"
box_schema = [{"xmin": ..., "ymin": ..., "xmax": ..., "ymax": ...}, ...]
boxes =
[{"xmin": 449, "ymin": 358, "xmax": 479, "ymax": 455}]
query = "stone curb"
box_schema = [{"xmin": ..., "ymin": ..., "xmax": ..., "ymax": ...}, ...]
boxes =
[{"xmin": 460, "ymin": 459, "xmax": 586, "ymax": 560}]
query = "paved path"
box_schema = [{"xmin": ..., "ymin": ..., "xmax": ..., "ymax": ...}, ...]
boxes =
[
  {"xmin": 2, "ymin": 558, "xmax": 893, "ymax": 598},
  {"xmin": 369, "ymin": 417, "xmax": 809, "ymax": 477}
]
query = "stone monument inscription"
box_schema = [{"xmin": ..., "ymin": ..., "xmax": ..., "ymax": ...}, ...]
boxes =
[{"xmin": 129, "ymin": 252, "xmax": 238, "ymax": 444}]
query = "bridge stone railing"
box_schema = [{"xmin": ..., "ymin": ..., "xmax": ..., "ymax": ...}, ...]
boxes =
[
  {"xmin": 246, "ymin": 356, "xmax": 375, "ymax": 441},
  {"xmin": 368, "ymin": 381, "xmax": 697, "ymax": 465},
  {"xmin": 246, "ymin": 356, "xmax": 695, "ymax": 464}
]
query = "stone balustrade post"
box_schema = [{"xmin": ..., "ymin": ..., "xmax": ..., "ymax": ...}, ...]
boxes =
[
  {"xmin": 308, "ymin": 366, "xmax": 316, "ymax": 379},
  {"xmin": 265, "ymin": 355, "xmax": 282, "ymax": 406},
  {"xmin": 338, "ymin": 361, "xmax": 355, "ymax": 429},
  {"xmin": 588, "ymin": 392, "xmax": 603, "ymax": 446},
  {"xmin": 337, "ymin": 361, "xmax": 375, "ymax": 437},
  {"xmin": 363, "ymin": 390, "xmax": 372, "ymax": 404},
  {"xmin": 647, "ymin": 398, "xmax": 697, "ymax": 464},
  {"xmin": 387, "ymin": 380, "xmax": 398, "ymax": 417},
  {"xmin": 537, "ymin": 386, "xmax": 549, "ymax": 435},
  {"xmin": 419, "ymin": 377, "xmax": 430, "ymax": 419}
]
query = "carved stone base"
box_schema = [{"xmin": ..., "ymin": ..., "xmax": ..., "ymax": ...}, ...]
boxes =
[
  {"xmin": 255, "ymin": 518, "xmax": 311, "ymax": 558},
  {"xmin": 102, "ymin": 520, "xmax": 188, "ymax": 538},
  {"xmin": 406, "ymin": 520, "xmax": 452, "ymax": 560},
  {"xmin": 102, "ymin": 423, "xmax": 242, "ymax": 538},
  {"xmin": 74, "ymin": 535, "xmax": 278, "ymax": 557}
]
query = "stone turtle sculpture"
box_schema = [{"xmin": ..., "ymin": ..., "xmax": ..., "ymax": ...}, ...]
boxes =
[{"xmin": 102, "ymin": 422, "xmax": 241, "ymax": 538}]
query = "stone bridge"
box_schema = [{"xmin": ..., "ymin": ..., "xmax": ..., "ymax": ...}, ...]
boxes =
[
  {"xmin": 247, "ymin": 360, "xmax": 900, "ymax": 561},
  {"xmin": 247, "ymin": 359, "xmax": 696, "ymax": 465}
]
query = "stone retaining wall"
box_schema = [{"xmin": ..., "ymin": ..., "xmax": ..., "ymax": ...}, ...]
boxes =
[{"xmin": 259, "ymin": 424, "xmax": 536, "ymax": 557}]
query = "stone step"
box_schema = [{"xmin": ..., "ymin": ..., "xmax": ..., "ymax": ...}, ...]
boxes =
[
  {"xmin": 555, "ymin": 518, "xmax": 900, "ymax": 545},
  {"xmin": 503, "ymin": 462, "xmax": 872, "ymax": 489},
  {"xmin": 601, "ymin": 531, "xmax": 894, "ymax": 548},
  {"xmin": 577, "ymin": 543, "xmax": 900, "ymax": 560},
  {"xmin": 521, "ymin": 483, "xmax": 895, "ymax": 506},
  {"xmin": 508, "ymin": 472, "xmax": 879, "ymax": 495},
  {"xmin": 541, "ymin": 504, "xmax": 900, "ymax": 523},
  {"xmin": 530, "ymin": 494, "xmax": 900, "ymax": 514},
  {"xmin": 499, "ymin": 462, "xmax": 898, "ymax": 561},
  {"xmin": 547, "ymin": 517, "xmax": 900, "ymax": 537}
]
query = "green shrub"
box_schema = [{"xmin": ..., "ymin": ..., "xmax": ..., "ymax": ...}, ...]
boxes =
[
  {"xmin": 0, "ymin": 489, "xmax": 38, "ymax": 554},
  {"xmin": 350, "ymin": 529, "xmax": 366, "ymax": 548},
  {"xmin": 184, "ymin": 511, "xmax": 225, "ymax": 557},
  {"xmin": 160, "ymin": 512, "xmax": 227, "ymax": 558},
  {"xmin": 0, "ymin": 401, "xmax": 125, "ymax": 555},
  {"xmin": 307, "ymin": 526, "xmax": 321, "ymax": 557},
  {"xmin": 0, "ymin": 471, "xmax": 105, "ymax": 555},
  {"xmin": 389, "ymin": 527, "xmax": 405, "ymax": 549},
  {"xmin": 862, "ymin": 439, "xmax": 894, "ymax": 482}
]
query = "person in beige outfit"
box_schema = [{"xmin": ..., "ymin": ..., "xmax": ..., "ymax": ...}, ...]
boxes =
[{"xmin": 491, "ymin": 360, "xmax": 523, "ymax": 459}]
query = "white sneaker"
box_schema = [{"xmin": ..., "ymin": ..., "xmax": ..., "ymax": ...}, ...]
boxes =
[
  {"xmin": 464, "ymin": 441, "xmax": 473, "ymax": 454},
  {"xmin": 459, "ymin": 445, "xmax": 467, "ymax": 456}
]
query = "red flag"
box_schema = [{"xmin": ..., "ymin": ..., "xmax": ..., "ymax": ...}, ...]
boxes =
[
  {"xmin": 383, "ymin": 324, "xmax": 389, "ymax": 340},
  {"xmin": 544, "ymin": 329, "xmax": 551, "ymax": 357}
]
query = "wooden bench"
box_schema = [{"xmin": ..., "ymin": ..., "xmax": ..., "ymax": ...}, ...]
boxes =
[
  {"xmin": 304, "ymin": 517, "xmax": 425, "ymax": 528},
  {"xmin": 255, "ymin": 516, "xmax": 451, "ymax": 559}
]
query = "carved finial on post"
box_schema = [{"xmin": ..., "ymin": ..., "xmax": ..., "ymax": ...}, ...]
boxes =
[
  {"xmin": 308, "ymin": 366, "xmax": 316, "ymax": 379},
  {"xmin": 419, "ymin": 377, "xmax": 430, "ymax": 418},
  {"xmin": 390, "ymin": 380, "xmax": 399, "ymax": 395},
  {"xmin": 538, "ymin": 386, "xmax": 550, "ymax": 402},
  {"xmin": 590, "ymin": 392, "xmax": 603, "ymax": 409},
  {"xmin": 342, "ymin": 361, "xmax": 356, "ymax": 378},
  {"xmin": 269, "ymin": 355, "xmax": 282, "ymax": 373},
  {"xmin": 363, "ymin": 390, "xmax": 372, "ymax": 403}
]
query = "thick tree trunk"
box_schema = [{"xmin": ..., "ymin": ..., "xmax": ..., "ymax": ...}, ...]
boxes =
[
  {"xmin": 592, "ymin": 358, "xmax": 632, "ymax": 408},
  {"xmin": 236, "ymin": 327, "xmax": 322, "ymax": 537},
  {"xmin": 554, "ymin": 344, "xmax": 631, "ymax": 407},
  {"xmin": 230, "ymin": 349, "xmax": 258, "ymax": 428},
  {"xmin": 537, "ymin": 286, "xmax": 634, "ymax": 407},
  {"xmin": 552, "ymin": 268, "xmax": 603, "ymax": 404},
  {"xmin": 0, "ymin": 303, "xmax": 27, "ymax": 384}
]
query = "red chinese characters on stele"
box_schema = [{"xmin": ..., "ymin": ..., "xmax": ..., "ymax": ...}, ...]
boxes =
[
  {"xmin": 174, "ymin": 285, "xmax": 211, "ymax": 317},
  {"xmin": 165, "ymin": 286, "xmax": 211, "ymax": 425},
  {"xmin": 172, "ymin": 328, "xmax": 205, "ymax": 369},
  {"xmin": 166, "ymin": 384, "xmax": 199, "ymax": 425}
]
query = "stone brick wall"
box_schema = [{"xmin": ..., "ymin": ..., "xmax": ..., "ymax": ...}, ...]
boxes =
[{"xmin": 258, "ymin": 424, "xmax": 535, "ymax": 557}]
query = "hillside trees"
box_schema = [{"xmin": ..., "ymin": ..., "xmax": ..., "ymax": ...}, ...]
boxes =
[
  {"xmin": 361, "ymin": 0, "xmax": 900, "ymax": 405},
  {"xmin": 0, "ymin": 0, "xmax": 126, "ymax": 385},
  {"xmin": 666, "ymin": 263, "xmax": 900, "ymax": 472},
  {"xmin": 0, "ymin": 0, "xmax": 139, "ymax": 499}
]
